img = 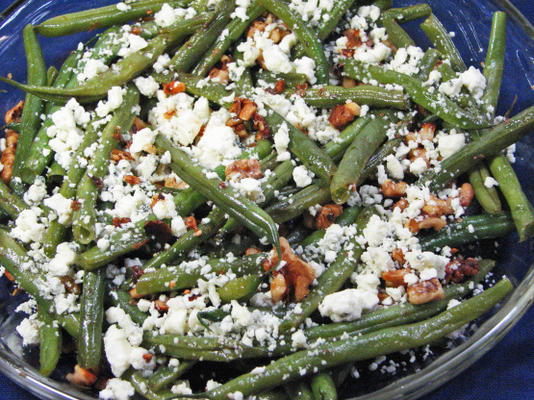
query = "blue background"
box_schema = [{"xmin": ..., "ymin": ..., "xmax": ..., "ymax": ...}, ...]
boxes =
[{"xmin": 0, "ymin": 0, "xmax": 532, "ymax": 399}]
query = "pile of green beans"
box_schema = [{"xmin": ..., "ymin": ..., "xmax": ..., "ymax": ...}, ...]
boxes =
[{"xmin": 0, "ymin": 1, "xmax": 531, "ymax": 399}]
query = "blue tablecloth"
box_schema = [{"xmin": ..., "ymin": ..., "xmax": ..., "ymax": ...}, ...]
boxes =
[{"xmin": 0, "ymin": 0, "xmax": 532, "ymax": 399}]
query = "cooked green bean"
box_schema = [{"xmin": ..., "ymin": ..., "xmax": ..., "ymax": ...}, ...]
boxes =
[
  {"xmin": 78, "ymin": 269, "xmax": 105, "ymax": 369},
  {"xmin": 0, "ymin": 179, "xmax": 28, "ymax": 218},
  {"xmin": 310, "ymin": 373, "xmax": 337, "ymax": 400},
  {"xmin": 418, "ymin": 105, "xmax": 534, "ymax": 190},
  {"xmin": 298, "ymin": 86, "xmax": 407, "ymax": 109},
  {"xmin": 469, "ymin": 166, "xmax": 502, "ymax": 215},
  {"xmin": 148, "ymin": 361, "xmax": 197, "ymax": 391},
  {"xmin": 197, "ymin": 279, "xmax": 512, "ymax": 399},
  {"xmin": 72, "ymin": 86, "xmax": 139, "ymax": 244},
  {"xmin": 285, "ymin": 381, "xmax": 314, "ymax": 400},
  {"xmin": 416, "ymin": 48, "xmax": 440, "ymax": 80},
  {"xmin": 258, "ymin": 0, "xmax": 329, "ymax": 84},
  {"xmin": 170, "ymin": 1, "xmax": 234, "ymax": 72},
  {"xmin": 343, "ymin": 60, "xmax": 489, "ymax": 130},
  {"xmin": 38, "ymin": 301, "xmax": 62, "ymax": 377},
  {"xmin": 381, "ymin": 16, "xmax": 415, "ymax": 48},
  {"xmin": 420, "ymin": 14, "xmax": 466, "ymax": 71},
  {"xmin": 382, "ymin": 4, "xmax": 432, "ymax": 21},
  {"xmin": 36, "ymin": 0, "xmax": 191, "ymax": 36},
  {"xmin": 10, "ymin": 25, "xmax": 47, "ymax": 194},
  {"xmin": 330, "ymin": 111, "xmax": 396, "ymax": 204}
]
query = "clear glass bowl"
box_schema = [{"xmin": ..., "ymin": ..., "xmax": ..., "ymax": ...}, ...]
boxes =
[{"xmin": 0, "ymin": 1, "xmax": 532, "ymax": 399}]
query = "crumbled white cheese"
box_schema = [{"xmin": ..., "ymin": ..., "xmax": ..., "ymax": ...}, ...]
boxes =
[{"xmin": 319, "ymin": 288, "xmax": 379, "ymax": 322}]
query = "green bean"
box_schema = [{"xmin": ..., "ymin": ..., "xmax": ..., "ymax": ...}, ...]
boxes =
[
  {"xmin": 420, "ymin": 14, "xmax": 466, "ymax": 72},
  {"xmin": 148, "ymin": 361, "xmax": 197, "ymax": 391},
  {"xmin": 324, "ymin": 117, "xmax": 371, "ymax": 162},
  {"xmin": 109, "ymin": 289, "xmax": 148, "ymax": 326},
  {"xmin": 38, "ymin": 301, "xmax": 62, "ymax": 377},
  {"xmin": 22, "ymin": 26, "xmax": 125, "ymax": 184},
  {"xmin": 46, "ymin": 66, "xmax": 59, "ymax": 85},
  {"xmin": 72, "ymin": 86, "xmax": 139, "ymax": 244},
  {"xmin": 258, "ymin": 0, "xmax": 329, "ymax": 84},
  {"xmin": 357, "ymin": 137, "xmax": 403, "ymax": 185},
  {"xmin": 381, "ymin": 17, "xmax": 415, "ymax": 48},
  {"xmin": 278, "ymin": 207, "xmax": 373, "ymax": 333},
  {"xmin": 416, "ymin": 48, "xmax": 440, "ymax": 81},
  {"xmin": 298, "ymin": 86, "xmax": 407, "ymax": 110},
  {"xmin": 0, "ymin": 14, "xmax": 211, "ymax": 103},
  {"xmin": 418, "ymin": 105, "xmax": 534, "ymax": 190},
  {"xmin": 131, "ymin": 371, "xmax": 175, "ymax": 400},
  {"xmin": 382, "ymin": 4, "xmax": 432, "ymax": 22},
  {"xmin": 330, "ymin": 111, "xmax": 396, "ymax": 204},
  {"xmin": 218, "ymin": 275, "xmax": 262, "ymax": 303},
  {"xmin": 42, "ymin": 123, "xmax": 100, "ymax": 257},
  {"xmin": 255, "ymin": 70, "xmax": 308, "ymax": 86},
  {"xmin": 482, "ymin": 12, "xmax": 507, "ymax": 111},
  {"xmin": 193, "ymin": 1, "xmax": 265, "ymax": 76},
  {"xmin": 155, "ymin": 134, "xmax": 282, "ymax": 260},
  {"xmin": 267, "ymin": 182, "xmax": 331, "ymax": 224},
  {"xmin": 303, "ymin": 259, "xmax": 495, "ymax": 344},
  {"xmin": 469, "ymin": 166, "xmax": 502, "ymax": 215},
  {"xmin": 310, "ymin": 373, "xmax": 337, "ymax": 400},
  {"xmin": 0, "ymin": 179, "xmax": 29, "ymax": 218},
  {"xmin": 198, "ymin": 278, "xmax": 512, "ymax": 399},
  {"xmin": 10, "ymin": 25, "xmax": 47, "ymax": 194},
  {"xmin": 190, "ymin": 0, "xmax": 209, "ymax": 12},
  {"xmin": 170, "ymin": 1, "xmax": 234, "ymax": 72},
  {"xmin": 78, "ymin": 269, "xmax": 105, "ymax": 370},
  {"xmin": 144, "ymin": 332, "xmax": 238, "ymax": 351},
  {"xmin": 35, "ymin": 0, "xmax": 191, "ymax": 36},
  {"xmin": 489, "ymin": 157, "xmax": 534, "ymax": 242},
  {"xmin": 293, "ymin": 0, "xmax": 358, "ymax": 58},
  {"xmin": 263, "ymin": 106, "xmax": 337, "ymax": 183},
  {"xmin": 284, "ymin": 381, "xmax": 314, "ymax": 400},
  {"xmin": 257, "ymin": 389, "xmax": 289, "ymax": 400},
  {"xmin": 373, "ymin": 0, "xmax": 393, "ymax": 10},
  {"xmin": 419, "ymin": 214, "xmax": 514, "ymax": 251},
  {"xmin": 343, "ymin": 60, "xmax": 489, "ymax": 130}
]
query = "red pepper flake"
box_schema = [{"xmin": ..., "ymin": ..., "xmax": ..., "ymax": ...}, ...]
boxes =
[{"xmin": 184, "ymin": 216, "xmax": 202, "ymax": 236}]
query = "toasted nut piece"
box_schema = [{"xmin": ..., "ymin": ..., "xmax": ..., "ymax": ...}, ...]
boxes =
[
  {"xmin": 238, "ymin": 100, "xmax": 258, "ymax": 121},
  {"xmin": 316, "ymin": 204, "xmax": 343, "ymax": 229},
  {"xmin": 408, "ymin": 216, "xmax": 446, "ymax": 233},
  {"xmin": 270, "ymin": 26, "xmax": 289, "ymax": 43},
  {"xmin": 409, "ymin": 148, "xmax": 430, "ymax": 167},
  {"xmin": 245, "ymin": 246, "xmax": 261, "ymax": 256},
  {"xmin": 131, "ymin": 117, "xmax": 147, "ymax": 134},
  {"xmin": 4, "ymin": 100, "xmax": 24, "ymax": 124},
  {"xmin": 267, "ymin": 237, "xmax": 316, "ymax": 302},
  {"xmin": 344, "ymin": 29, "xmax": 362, "ymax": 48},
  {"xmin": 0, "ymin": 129, "xmax": 18, "ymax": 183},
  {"xmin": 209, "ymin": 67, "xmax": 229, "ymax": 85},
  {"xmin": 225, "ymin": 158, "xmax": 263, "ymax": 180},
  {"xmin": 124, "ymin": 175, "xmax": 140, "ymax": 185},
  {"xmin": 391, "ymin": 248, "xmax": 406, "ymax": 266},
  {"xmin": 407, "ymin": 278, "xmax": 444, "ymax": 305},
  {"xmin": 406, "ymin": 123, "xmax": 436, "ymax": 143},
  {"xmin": 66, "ymin": 365, "xmax": 97, "ymax": 387},
  {"xmin": 342, "ymin": 77, "xmax": 356, "ymax": 88},
  {"xmin": 381, "ymin": 179, "xmax": 407, "ymax": 198},
  {"xmin": 445, "ymin": 257, "xmax": 480, "ymax": 283},
  {"xmin": 162, "ymin": 81, "xmax": 186, "ymax": 95},
  {"xmin": 111, "ymin": 149, "xmax": 134, "ymax": 162},
  {"xmin": 253, "ymin": 113, "xmax": 270, "ymax": 140},
  {"xmin": 60, "ymin": 275, "xmax": 80, "ymax": 295},
  {"xmin": 164, "ymin": 176, "xmax": 186, "ymax": 189},
  {"xmin": 382, "ymin": 268, "xmax": 412, "ymax": 287},
  {"xmin": 422, "ymin": 195, "xmax": 454, "ymax": 217},
  {"xmin": 328, "ymin": 102, "xmax": 360, "ymax": 129},
  {"xmin": 154, "ymin": 299, "xmax": 169, "ymax": 313},
  {"xmin": 247, "ymin": 20, "xmax": 267, "ymax": 38},
  {"xmin": 184, "ymin": 216, "xmax": 202, "ymax": 236},
  {"xmin": 393, "ymin": 198, "xmax": 409, "ymax": 212},
  {"xmin": 112, "ymin": 217, "xmax": 131, "ymax": 227},
  {"xmin": 459, "ymin": 182, "xmax": 474, "ymax": 207}
]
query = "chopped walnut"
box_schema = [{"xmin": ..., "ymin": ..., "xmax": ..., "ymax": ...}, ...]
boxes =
[
  {"xmin": 164, "ymin": 176, "xmax": 187, "ymax": 189},
  {"xmin": 247, "ymin": 20, "xmax": 268, "ymax": 38},
  {"xmin": 391, "ymin": 248, "xmax": 406, "ymax": 266},
  {"xmin": 445, "ymin": 257, "xmax": 479, "ymax": 283},
  {"xmin": 315, "ymin": 204, "xmax": 343, "ymax": 229},
  {"xmin": 209, "ymin": 67, "xmax": 229, "ymax": 85},
  {"xmin": 344, "ymin": 29, "xmax": 363, "ymax": 49},
  {"xmin": 124, "ymin": 175, "xmax": 140, "ymax": 185},
  {"xmin": 66, "ymin": 365, "xmax": 97, "ymax": 387},
  {"xmin": 112, "ymin": 217, "xmax": 131, "ymax": 227},
  {"xmin": 245, "ymin": 247, "xmax": 261, "ymax": 256},
  {"xmin": 266, "ymin": 237, "xmax": 316, "ymax": 302},
  {"xmin": 295, "ymin": 83, "xmax": 308, "ymax": 97},
  {"xmin": 269, "ymin": 26, "xmax": 290, "ymax": 44},
  {"xmin": 253, "ymin": 113, "xmax": 270, "ymax": 141},
  {"xmin": 381, "ymin": 179, "xmax": 407, "ymax": 198},
  {"xmin": 162, "ymin": 81, "xmax": 186, "ymax": 95},
  {"xmin": 409, "ymin": 148, "xmax": 430, "ymax": 168},
  {"xmin": 459, "ymin": 182, "xmax": 474, "ymax": 207},
  {"xmin": 229, "ymin": 98, "xmax": 258, "ymax": 121},
  {"xmin": 407, "ymin": 216, "xmax": 446, "ymax": 233},
  {"xmin": 111, "ymin": 149, "xmax": 134, "ymax": 162},
  {"xmin": 4, "ymin": 100, "xmax": 24, "ymax": 124},
  {"xmin": 151, "ymin": 193, "xmax": 165, "ymax": 208},
  {"xmin": 225, "ymin": 158, "xmax": 263, "ymax": 180},
  {"xmin": 0, "ymin": 129, "xmax": 18, "ymax": 183},
  {"xmin": 154, "ymin": 299, "xmax": 169, "ymax": 313},
  {"xmin": 407, "ymin": 278, "xmax": 444, "ymax": 305},
  {"xmin": 328, "ymin": 102, "xmax": 360, "ymax": 129},
  {"xmin": 421, "ymin": 195, "xmax": 454, "ymax": 217},
  {"xmin": 60, "ymin": 276, "xmax": 80, "ymax": 295},
  {"xmin": 382, "ymin": 268, "xmax": 412, "ymax": 287},
  {"xmin": 405, "ymin": 123, "xmax": 436, "ymax": 143},
  {"xmin": 184, "ymin": 216, "xmax": 202, "ymax": 236},
  {"xmin": 226, "ymin": 117, "xmax": 248, "ymax": 139},
  {"xmin": 393, "ymin": 198, "xmax": 409, "ymax": 212}
]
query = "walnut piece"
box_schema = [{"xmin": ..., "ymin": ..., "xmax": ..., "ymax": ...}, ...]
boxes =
[{"xmin": 407, "ymin": 278, "xmax": 444, "ymax": 305}]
